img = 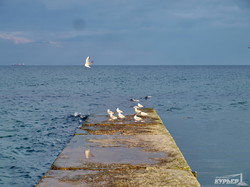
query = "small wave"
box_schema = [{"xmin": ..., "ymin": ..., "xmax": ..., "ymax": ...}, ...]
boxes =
[
  {"xmin": 178, "ymin": 77, "xmax": 187, "ymax": 81},
  {"xmin": 237, "ymin": 101, "xmax": 247, "ymax": 105},
  {"xmin": 230, "ymin": 101, "xmax": 247, "ymax": 106},
  {"xmin": 26, "ymin": 149, "xmax": 36, "ymax": 153},
  {"xmin": 182, "ymin": 116, "xmax": 193, "ymax": 119},
  {"xmin": 166, "ymin": 107, "xmax": 182, "ymax": 112},
  {"xmin": 67, "ymin": 113, "xmax": 89, "ymax": 122},
  {"xmin": 157, "ymin": 104, "xmax": 164, "ymax": 107},
  {"xmin": 46, "ymin": 132, "xmax": 57, "ymax": 137},
  {"xmin": 15, "ymin": 146, "xmax": 32, "ymax": 150},
  {"xmin": 202, "ymin": 107, "xmax": 211, "ymax": 111},
  {"xmin": 0, "ymin": 134, "xmax": 13, "ymax": 138},
  {"xmin": 26, "ymin": 84, "xmax": 39, "ymax": 87},
  {"xmin": 88, "ymin": 103, "xmax": 101, "ymax": 106},
  {"xmin": 19, "ymin": 173, "xmax": 31, "ymax": 178}
]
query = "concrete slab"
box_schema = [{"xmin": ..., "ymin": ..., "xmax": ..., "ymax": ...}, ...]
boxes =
[
  {"xmin": 36, "ymin": 108, "xmax": 200, "ymax": 187},
  {"xmin": 37, "ymin": 169, "xmax": 199, "ymax": 187}
]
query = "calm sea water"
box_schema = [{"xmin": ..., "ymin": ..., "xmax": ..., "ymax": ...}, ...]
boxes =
[{"xmin": 0, "ymin": 65, "xmax": 249, "ymax": 187}]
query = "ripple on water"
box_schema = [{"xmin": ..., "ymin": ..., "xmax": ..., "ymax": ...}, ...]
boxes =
[{"xmin": 230, "ymin": 101, "xmax": 247, "ymax": 106}]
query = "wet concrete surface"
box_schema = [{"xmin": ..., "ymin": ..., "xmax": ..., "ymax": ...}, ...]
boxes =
[{"xmin": 36, "ymin": 108, "xmax": 200, "ymax": 187}]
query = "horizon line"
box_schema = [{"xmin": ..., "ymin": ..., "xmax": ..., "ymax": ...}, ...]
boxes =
[{"xmin": 1, "ymin": 64, "xmax": 250, "ymax": 66}]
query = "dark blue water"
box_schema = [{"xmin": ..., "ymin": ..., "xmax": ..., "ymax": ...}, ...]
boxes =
[{"xmin": 0, "ymin": 65, "xmax": 249, "ymax": 187}]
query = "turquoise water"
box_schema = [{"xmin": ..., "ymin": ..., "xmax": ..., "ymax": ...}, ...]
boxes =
[{"xmin": 0, "ymin": 65, "xmax": 250, "ymax": 186}]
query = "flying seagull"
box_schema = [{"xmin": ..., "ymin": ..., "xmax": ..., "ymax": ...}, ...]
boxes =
[{"xmin": 84, "ymin": 56, "xmax": 93, "ymax": 68}]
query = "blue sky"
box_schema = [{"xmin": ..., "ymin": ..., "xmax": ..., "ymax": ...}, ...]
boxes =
[{"xmin": 0, "ymin": 0, "xmax": 250, "ymax": 65}]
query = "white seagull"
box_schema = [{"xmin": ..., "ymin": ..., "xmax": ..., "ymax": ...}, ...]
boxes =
[
  {"xmin": 109, "ymin": 113, "xmax": 118, "ymax": 120},
  {"xmin": 116, "ymin": 108, "xmax": 123, "ymax": 113},
  {"xmin": 107, "ymin": 109, "xmax": 114, "ymax": 115},
  {"xmin": 137, "ymin": 103, "xmax": 144, "ymax": 108},
  {"xmin": 134, "ymin": 115, "xmax": 142, "ymax": 122},
  {"xmin": 139, "ymin": 111, "xmax": 148, "ymax": 116},
  {"xmin": 118, "ymin": 112, "xmax": 125, "ymax": 119},
  {"xmin": 85, "ymin": 149, "xmax": 94, "ymax": 159},
  {"xmin": 84, "ymin": 56, "xmax": 93, "ymax": 68},
  {"xmin": 133, "ymin": 106, "xmax": 141, "ymax": 114}
]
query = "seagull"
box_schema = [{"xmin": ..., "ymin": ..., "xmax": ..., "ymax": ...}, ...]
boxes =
[
  {"xmin": 109, "ymin": 113, "xmax": 117, "ymax": 120},
  {"xmin": 134, "ymin": 115, "xmax": 142, "ymax": 122},
  {"xmin": 137, "ymin": 103, "xmax": 144, "ymax": 108},
  {"xmin": 107, "ymin": 109, "xmax": 114, "ymax": 115},
  {"xmin": 84, "ymin": 56, "xmax": 93, "ymax": 68},
  {"xmin": 144, "ymin": 96, "xmax": 152, "ymax": 100},
  {"xmin": 85, "ymin": 149, "xmax": 94, "ymax": 159},
  {"xmin": 130, "ymin": 98, "xmax": 140, "ymax": 102},
  {"xmin": 116, "ymin": 108, "xmax": 123, "ymax": 113},
  {"xmin": 133, "ymin": 106, "xmax": 141, "ymax": 114},
  {"xmin": 118, "ymin": 112, "xmax": 125, "ymax": 119},
  {"xmin": 139, "ymin": 111, "xmax": 148, "ymax": 116}
]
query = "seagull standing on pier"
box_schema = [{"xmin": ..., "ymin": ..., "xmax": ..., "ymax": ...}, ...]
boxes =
[
  {"xmin": 118, "ymin": 112, "xmax": 125, "ymax": 119},
  {"xmin": 137, "ymin": 103, "xmax": 144, "ymax": 108},
  {"xmin": 134, "ymin": 115, "xmax": 142, "ymax": 122},
  {"xmin": 109, "ymin": 113, "xmax": 118, "ymax": 120},
  {"xmin": 139, "ymin": 111, "xmax": 148, "ymax": 116},
  {"xmin": 133, "ymin": 106, "xmax": 148, "ymax": 116},
  {"xmin": 133, "ymin": 106, "xmax": 142, "ymax": 114},
  {"xmin": 107, "ymin": 109, "xmax": 114, "ymax": 115},
  {"xmin": 84, "ymin": 56, "xmax": 93, "ymax": 68},
  {"xmin": 116, "ymin": 108, "xmax": 123, "ymax": 113},
  {"xmin": 116, "ymin": 108, "xmax": 125, "ymax": 119}
]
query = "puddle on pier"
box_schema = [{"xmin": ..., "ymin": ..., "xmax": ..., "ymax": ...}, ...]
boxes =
[
  {"xmin": 84, "ymin": 147, "xmax": 165, "ymax": 164},
  {"xmin": 53, "ymin": 135, "xmax": 166, "ymax": 169}
]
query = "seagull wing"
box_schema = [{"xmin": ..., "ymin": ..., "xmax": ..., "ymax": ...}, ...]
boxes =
[{"xmin": 84, "ymin": 56, "xmax": 93, "ymax": 68}]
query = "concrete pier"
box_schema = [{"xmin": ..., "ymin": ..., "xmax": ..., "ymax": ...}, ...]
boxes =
[{"xmin": 37, "ymin": 108, "xmax": 200, "ymax": 187}]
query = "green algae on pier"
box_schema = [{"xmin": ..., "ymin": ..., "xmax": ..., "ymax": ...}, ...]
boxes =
[{"xmin": 37, "ymin": 108, "xmax": 200, "ymax": 187}]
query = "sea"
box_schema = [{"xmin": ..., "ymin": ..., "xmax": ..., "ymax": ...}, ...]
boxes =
[{"xmin": 0, "ymin": 65, "xmax": 249, "ymax": 187}]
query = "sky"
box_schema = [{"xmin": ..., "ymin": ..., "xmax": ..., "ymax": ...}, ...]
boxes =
[{"xmin": 0, "ymin": 0, "xmax": 250, "ymax": 65}]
